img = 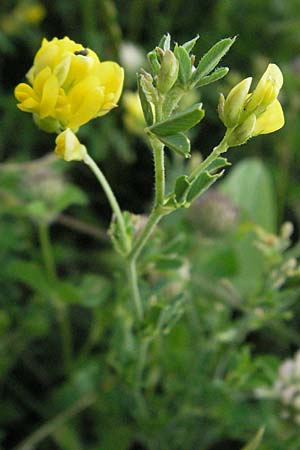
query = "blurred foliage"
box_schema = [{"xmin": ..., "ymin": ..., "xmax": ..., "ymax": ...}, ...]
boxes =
[{"xmin": 1, "ymin": 1, "xmax": 300, "ymax": 449}]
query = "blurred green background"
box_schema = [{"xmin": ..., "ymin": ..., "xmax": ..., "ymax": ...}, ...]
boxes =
[{"xmin": 1, "ymin": 1, "xmax": 300, "ymax": 449}]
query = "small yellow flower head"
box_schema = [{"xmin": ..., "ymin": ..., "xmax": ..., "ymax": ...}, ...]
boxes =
[
  {"xmin": 15, "ymin": 37, "xmax": 124, "ymax": 132},
  {"xmin": 220, "ymin": 63, "xmax": 284, "ymax": 143},
  {"xmin": 55, "ymin": 129, "xmax": 87, "ymax": 162}
]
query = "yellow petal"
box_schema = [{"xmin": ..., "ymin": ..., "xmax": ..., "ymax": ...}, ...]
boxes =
[
  {"xmin": 253, "ymin": 99, "xmax": 285, "ymax": 136},
  {"xmin": 246, "ymin": 64, "xmax": 283, "ymax": 113},
  {"xmin": 40, "ymin": 74, "xmax": 59, "ymax": 118},
  {"xmin": 33, "ymin": 66, "xmax": 52, "ymax": 94},
  {"xmin": 14, "ymin": 83, "xmax": 34, "ymax": 102},
  {"xmin": 97, "ymin": 61, "xmax": 124, "ymax": 104},
  {"xmin": 53, "ymin": 55, "xmax": 71, "ymax": 86},
  {"xmin": 68, "ymin": 85, "xmax": 104, "ymax": 128},
  {"xmin": 17, "ymin": 97, "xmax": 39, "ymax": 112}
]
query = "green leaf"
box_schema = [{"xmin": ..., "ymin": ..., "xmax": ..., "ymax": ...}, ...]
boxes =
[
  {"xmin": 159, "ymin": 33, "xmax": 171, "ymax": 50},
  {"xmin": 147, "ymin": 50, "xmax": 160, "ymax": 75},
  {"xmin": 206, "ymin": 156, "xmax": 231, "ymax": 173},
  {"xmin": 186, "ymin": 170, "xmax": 224, "ymax": 203},
  {"xmin": 192, "ymin": 37, "xmax": 236, "ymax": 85},
  {"xmin": 174, "ymin": 46, "xmax": 192, "ymax": 86},
  {"xmin": 137, "ymin": 73, "xmax": 153, "ymax": 126},
  {"xmin": 174, "ymin": 175, "xmax": 191, "ymax": 203},
  {"xmin": 158, "ymin": 133, "xmax": 190, "ymax": 158},
  {"xmin": 194, "ymin": 67, "xmax": 229, "ymax": 88},
  {"xmin": 220, "ymin": 157, "xmax": 277, "ymax": 232},
  {"xmin": 241, "ymin": 427, "xmax": 265, "ymax": 450},
  {"xmin": 149, "ymin": 103, "xmax": 204, "ymax": 136},
  {"xmin": 182, "ymin": 35, "xmax": 199, "ymax": 53}
]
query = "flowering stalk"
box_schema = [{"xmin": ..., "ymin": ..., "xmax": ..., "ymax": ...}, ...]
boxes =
[{"xmin": 14, "ymin": 35, "xmax": 285, "ymax": 329}]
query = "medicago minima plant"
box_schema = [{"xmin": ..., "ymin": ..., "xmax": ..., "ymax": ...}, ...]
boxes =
[{"xmin": 14, "ymin": 34, "xmax": 284, "ymax": 323}]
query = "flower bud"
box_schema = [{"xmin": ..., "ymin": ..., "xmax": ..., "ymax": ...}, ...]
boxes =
[
  {"xmin": 156, "ymin": 50, "xmax": 179, "ymax": 94},
  {"xmin": 223, "ymin": 77, "xmax": 252, "ymax": 128},
  {"xmin": 55, "ymin": 129, "xmax": 87, "ymax": 162},
  {"xmin": 147, "ymin": 50, "xmax": 161, "ymax": 75},
  {"xmin": 227, "ymin": 113, "xmax": 256, "ymax": 147}
]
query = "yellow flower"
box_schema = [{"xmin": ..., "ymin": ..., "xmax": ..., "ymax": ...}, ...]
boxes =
[
  {"xmin": 14, "ymin": 37, "xmax": 124, "ymax": 132},
  {"xmin": 219, "ymin": 63, "xmax": 284, "ymax": 143},
  {"xmin": 245, "ymin": 64, "xmax": 283, "ymax": 114},
  {"xmin": 253, "ymin": 99, "xmax": 284, "ymax": 136},
  {"xmin": 55, "ymin": 129, "xmax": 87, "ymax": 162}
]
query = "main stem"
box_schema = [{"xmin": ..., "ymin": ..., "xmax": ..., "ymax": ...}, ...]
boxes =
[
  {"xmin": 38, "ymin": 222, "xmax": 72, "ymax": 373},
  {"xmin": 126, "ymin": 135, "xmax": 166, "ymax": 318}
]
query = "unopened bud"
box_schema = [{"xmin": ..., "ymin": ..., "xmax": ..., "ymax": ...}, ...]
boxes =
[
  {"xmin": 223, "ymin": 77, "xmax": 252, "ymax": 127},
  {"xmin": 55, "ymin": 129, "xmax": 87, "ymax": 162},
  {"xmin": 147, "ymin": 50, "xmax": 161, "ymax": 75},
  {"xmin": 156, "ymin": 50, "xmax": 179, "ymax": 94},
  {"xmin": 227, "ymin": 113, "xmax": 256, "ymax": 147}
]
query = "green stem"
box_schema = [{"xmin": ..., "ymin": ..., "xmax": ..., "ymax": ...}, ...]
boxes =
[
  {"xmin": 125, "ymin": 134, "xmax": 166, "ymax": 316},
  {"xmin": 128, "ymin": 259, "xmax": 143, "ymax": 321},
  {"xmin": 129, "ymin": 209, "xmax": 162, "ymax": 261},
  {"xmin": 38, "ymin": 223, "xmax": 72, "ymax": 373},
  {"xmin": 189, "ymin": 133, "xmax": 229, "ymax": 181},
  {"xmin": 150, "ymin": 136, "xmax": 165, "ymax": 207},
  {"xmin": 84, "ymin": 153, "xmax": 130, "ymax": 254}
]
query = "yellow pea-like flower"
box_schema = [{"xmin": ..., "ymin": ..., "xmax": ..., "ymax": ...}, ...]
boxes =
[
  {"xmin": 245, "ymin": 64, "xmax": 283, "ymax": 114},
  {"xmin": 14, "ymin": 37, "xmax": 124, "ymax": 132},
  {"xmin": 219, "ymin": 63, "xmax": 284, "ymax": 144}
]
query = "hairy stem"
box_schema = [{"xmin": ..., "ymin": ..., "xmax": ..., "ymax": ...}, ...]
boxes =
[
  {"xmin": 189, "ymin": 134, "xmax": 229, "ymax": 181},
  {"xmin": 128, "ymin": 259, "xmax": 143, "ymax": 321}
]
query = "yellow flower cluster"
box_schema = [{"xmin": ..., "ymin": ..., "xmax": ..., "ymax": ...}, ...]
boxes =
[
  {"xmin": 219, "ymin": 64, "xmax": 284, "ymax": 146},
  {"xmin": 15, "ymin": 37, "xmax": 124, "ymax": 133}
]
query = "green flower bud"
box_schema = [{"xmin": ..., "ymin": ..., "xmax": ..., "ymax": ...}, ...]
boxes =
[
  {"xmin": 227, "ymin": 113, "xmax": 256, "ymax": 147},
  {"xmin": 147, "ymin": 50, "xmax": 161, "ymax": 75},
  {"xmin": 223, "ymin": 77, "xmax": 252, "ymax": 128},
  {"xmin": 156, "ymin": 50, "xmax": 179, "ymax": 94}
]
